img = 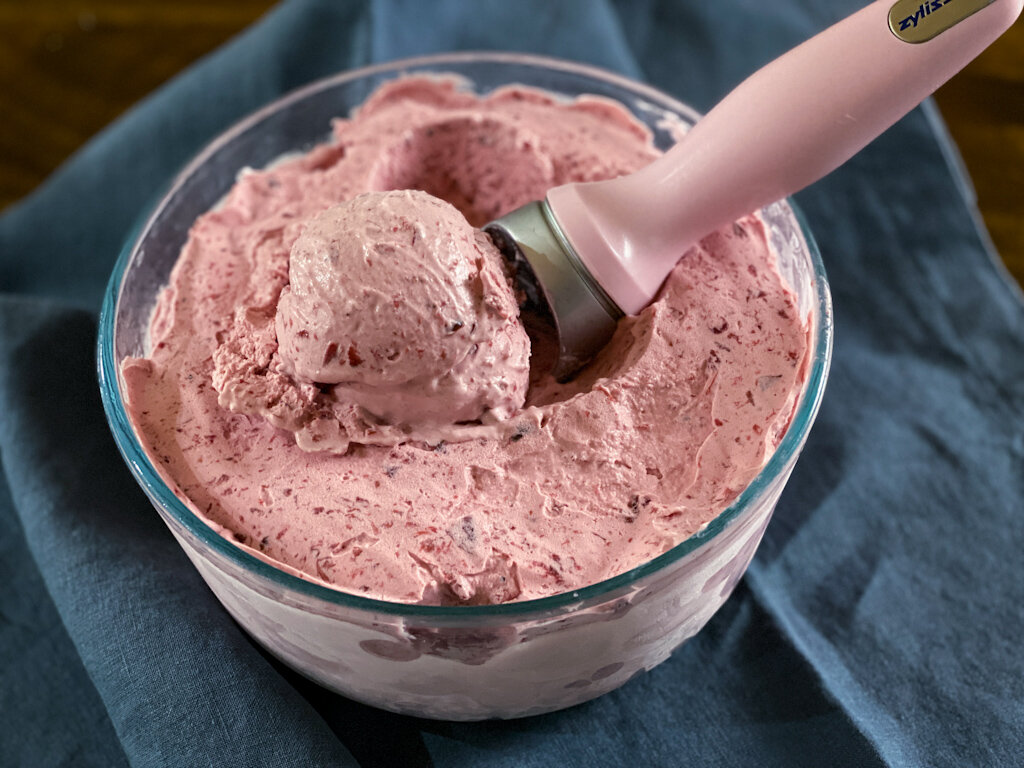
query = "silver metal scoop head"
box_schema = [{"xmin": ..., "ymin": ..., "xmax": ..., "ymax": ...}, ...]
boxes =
[{"xmin": 485, "ymin": 200, "xmax": 623, "ymax": 380}]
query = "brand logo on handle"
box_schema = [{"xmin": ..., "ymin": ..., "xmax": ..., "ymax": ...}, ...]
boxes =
[{"xmin": 888, "ymin": 0, "xmax": 996, "ymax": 43}]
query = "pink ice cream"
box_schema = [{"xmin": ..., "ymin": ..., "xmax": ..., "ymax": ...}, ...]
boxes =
[
  {"xmin": 122, "ymin": 77, "xmax": 809, "ymax": 605},
  {"xmin": 215, "ymin": 188, "xmax": 530, "ymax": 452}
]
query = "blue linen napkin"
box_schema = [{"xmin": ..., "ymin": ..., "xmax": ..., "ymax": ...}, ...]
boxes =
[{"xmin": 2, "ymin": 1, "xmax": 1022, "ymax": 766}]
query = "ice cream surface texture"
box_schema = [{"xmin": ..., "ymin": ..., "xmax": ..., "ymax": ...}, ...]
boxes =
[{"xmin": 122, "ymin": 76, "xmax": 809, "ymax": 605}]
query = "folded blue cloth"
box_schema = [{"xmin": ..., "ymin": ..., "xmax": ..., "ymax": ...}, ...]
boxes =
[{"xmin": 2, "ymin": 1, "xmax": 1022, "ymax": 766}]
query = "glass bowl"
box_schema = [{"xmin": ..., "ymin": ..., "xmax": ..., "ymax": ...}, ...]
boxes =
[{"xmin": 98, "ymin": 52, "xmax": 833, "ymax": 720}]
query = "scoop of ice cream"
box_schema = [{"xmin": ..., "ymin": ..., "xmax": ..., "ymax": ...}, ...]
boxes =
[{"xmin": 275, "ymin": 189, "xmax": 530, "ymax": 428}]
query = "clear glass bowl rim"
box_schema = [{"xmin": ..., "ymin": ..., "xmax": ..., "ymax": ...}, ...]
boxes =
[{"xmin": 97, "ymin": 51, "xmax": 834, "ymax": 620}]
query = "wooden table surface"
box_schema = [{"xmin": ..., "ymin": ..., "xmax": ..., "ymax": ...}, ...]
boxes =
[{"xmin": 2, "ymin": 2, "xmax": 1022, "ymax": 286}]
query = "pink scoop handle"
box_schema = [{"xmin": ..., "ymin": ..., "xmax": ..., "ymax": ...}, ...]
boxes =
[{"xmin": 547, "ymin": 0, "xmax": 1023, "ymax": 314}]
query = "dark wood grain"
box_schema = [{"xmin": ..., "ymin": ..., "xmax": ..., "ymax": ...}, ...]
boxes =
[
  {"xmin": 1, "ymin": 3, "xmax": 1021, "ymax": 284},
  {"xmin": 0, "ymin": 1, "xmax": 276, "ymax": 205},
  {"xmin": 933, "ymin": 19, "xmax": 1024, "ymax": 285}
]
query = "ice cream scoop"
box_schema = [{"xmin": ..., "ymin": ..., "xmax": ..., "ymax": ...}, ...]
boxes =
[
  {"xmin": 275, "ymin": 189, "xmax": 530, "ymax": 430},
  {"xmin": 486, "ymin": 0, "xmax": 1022, "ymax": 378}
]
